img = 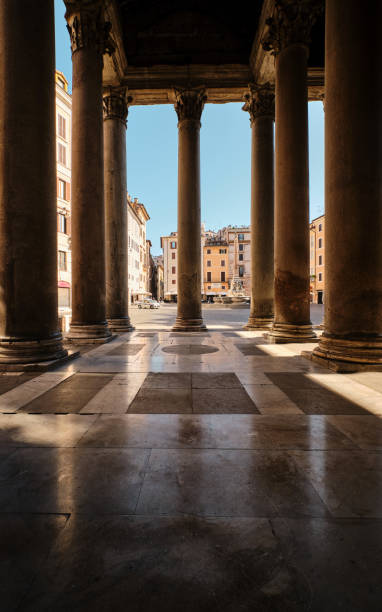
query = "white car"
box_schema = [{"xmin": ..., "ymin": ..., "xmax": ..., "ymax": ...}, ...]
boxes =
[{"xmin": 137, "ymin": 299, "xmax": 160, "ymax": 309}]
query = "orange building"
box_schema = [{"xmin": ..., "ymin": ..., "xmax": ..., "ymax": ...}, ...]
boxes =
[
  {"xmin": 310, "ymin": 214, "xmax": 325, "ymax": 304},
  {"xmin": 203, "ymin": 238, "xmax": 229, "ymax": 298}
]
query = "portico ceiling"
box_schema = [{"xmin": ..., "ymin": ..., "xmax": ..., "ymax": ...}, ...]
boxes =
[{"xmin": 103, "ymin": 0, "xmax": 325, "ymax": 104}]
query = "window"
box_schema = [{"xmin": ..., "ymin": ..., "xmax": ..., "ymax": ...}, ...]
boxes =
[
  {"xmin": 239, "ymin": 244, "xmax": 244, "ymax": 252},
  {"xmin": 172, "ymin": 279, "xmax": 176, "ymax": 284},
  {"xmin": 58, "ymin": 143, "xmax": 66, "ymax": 165},
  {"xmin": 172, "ymin": 252, "xmax": 176, "ymax": 260},
  {"xmin": 172, "ymin": 266, "xmax": 176, "ymax": 274},
  {"xmin": 318, "ymin": 238, "xmax": 322, "ymax": 248},
  {"xmin": 207, "ymin": 271, "xmax": 211, "ymax": 282},
  {"xmin": 170, "ymin": 241, "xmax": 177, "ymax": 249},
  {"xmin": 221, "ymin": 271, "xmax": 225, "ymax": 282},
  {"xmin": 58, "ymin": 287, "xmax": 70, "ymax": 308},
  {"xmin": 57, "ymin": 77, "xmax": 66, "ymax": 89},
  {"xmin": 239, "ymin": 265, "xmax": 244, "ymax": 277},
  {"xmin": 58, "ymin": 179, "xmax": 66, "ymax": 200},
  {"xmin": 222, "ymin": 285, "xmax": 226, "ymax": 290},
  {"xmin": 58, "ymin": 250, "xmax": 67, "ymax": 271},
  {"xmin": 318, "ymin": 223, "xmax": 322, "ymax": 231},
  {"xmin": 221, "ymin": 260, "xmax": 225, "ymax": 266},
  {"xmin": 318, "ymin": 255, "xmax": 322, "ymax": 265},
  {"xmin": 207, "ymin": 286, "xmax": 211, "ymax": 290},
  {"xmin": 219, "ymin": 248, "xmax": 226, "ymax": 254},
  {"xmin": 318, "ymin": 273, "xmax": 322, "ymax": 281},
  {"xmin": 207, "ymin": 249, "xmax": 211, "ymax": 254},
  {"xmin": 58, "ymin": 114, "xmax": 66, "ymax": 139},
  {"xmin": 207, "ymin": 260, "xmax": 211, "ymax": 267},
  {"xmin": 238, "ymin": 233, "xmax": 244, "ymax": 241},
  {"xmin": 58, "ymin": 213, "xmax": 67, "ymax": 234},
  {"xmin": 239, "ymin": 253, "xmax": 243, "ymax": 261}
]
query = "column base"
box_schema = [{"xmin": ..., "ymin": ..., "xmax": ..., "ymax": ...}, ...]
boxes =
[
  {"xmin": 107, "ymin": 318, "xmax": 135, "ymax": 333},
  {"xmin": 0, "ymin": 333, "xmax": 68, "ymax": 365},
  {"xmin": 302, "ymin": 335, "xmax": 382, "ymax": 372},
  {"xmin": 172, "ymin": 317, "xmax": 207, "ymax": 333},
  {"xmin": 66, "ymin": 322, "xmax": 113, "ymax": 345},
  {"xmin": 266, "ymin": 322, "xmax": 317, "ymax": 344},
  {"xmin": 243, "ymin": 315, "xmax": 274, "ymax": 330}
]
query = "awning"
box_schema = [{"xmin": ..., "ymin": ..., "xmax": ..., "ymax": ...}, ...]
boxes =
[{"xmin": 58, "ymin": 281, "xmax": 70, "ymax": 288}]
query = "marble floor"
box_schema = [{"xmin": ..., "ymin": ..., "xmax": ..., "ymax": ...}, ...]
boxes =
[{"xmin": 1, "ymin": 320, "xmax": 382, "ymax": 610}]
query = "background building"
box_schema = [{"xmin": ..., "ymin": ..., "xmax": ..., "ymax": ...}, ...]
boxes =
[
  {"xmin": 161, "ymin": 232, "xmax": 178, "ymax": 301},
  {"xmin": 222, "ymin": 226, "xmax": 251, "ymax": 295},
  {"xmin": 203, "ymin": 236, "xmax": 229, "ymax": 298},
  {"xmin": 55, "ymin": 71, "xmax": 72, "ymax": 332},
  {"xmin": 127, "ymin": 196, "xmax": 151, "ymax": 303},
  {"xmin": 310, "ymin": 214, "xmax": 325, "ymax": 303}
]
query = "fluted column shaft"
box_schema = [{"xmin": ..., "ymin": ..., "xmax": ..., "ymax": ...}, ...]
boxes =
[
  {"xmin": 65, "ymin": 1, "xmax": 112, "ymax": 342},
  {"xmin": 103, "ymin": 90, "xmax": 134, "ymax": 332},
  {"xmin": 0, "ymin": 0, "xmax": 67, "ymax": 364},
  {"xmin": 243, "ymin": 85, "xmax": 275, "ymax": 330},
  {"xmin": 311, "ymin": 0, "xmax": 382, "ymax": 370},
  {"xmin": 263, "ymin": 1, "xmax": 321, "ymax": 343},
  {"xmin": 172, "ymin": 89, "xmax": 206, "ymax": 332}
]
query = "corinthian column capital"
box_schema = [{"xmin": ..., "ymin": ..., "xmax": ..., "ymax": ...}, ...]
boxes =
[
  {"xmin": 64, "ymin": 0, "xmax": 115, "ymax": 55},
  {"xmin": 103, "ymin": 89, "xmax": 133, "ymax": 125},
  {"xmin": 262, "ymin": 0, "xmax": 323, "ymax": 55},
  {"xmin": 174, "ymin": 88, "xmax": 207, "ymax": 124},
  {"xmin": 242, "ymin": 83, "xmax": 275, "ymax": 123}
]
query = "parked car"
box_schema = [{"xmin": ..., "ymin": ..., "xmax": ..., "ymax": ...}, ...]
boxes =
[{"xmin": 137, "ymin": 299, "xmax": 160, "ymax": 309}]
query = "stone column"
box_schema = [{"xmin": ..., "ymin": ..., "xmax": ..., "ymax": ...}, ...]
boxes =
[
  {"xmin": 0, "ymin": 0, "xmax": 67, "ymax": 365},
  {"xmin": 262, "ymin": 0, "xmax": 322, "ymax": 343},
  {"xmin": 310, "ymin": 0, "xmax": 382, "ymax": 371},
  {"xmin": 103, "ymin": 89, "xmax": 134, "ymax": 333},
  {"xmin": 65, "ymin": 0, "xmax": 113, "ymax": 343},
  {"xmin": 243, "ymin": 83, "xmax": 275, "ymax": 330},
  {"xmin": 172, "ymin": 88, "xmax": 207, "ymax": 332}
]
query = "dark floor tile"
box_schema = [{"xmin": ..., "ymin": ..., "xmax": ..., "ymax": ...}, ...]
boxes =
[
  {"xmin": 272, "ymin": 517, "xmax": 382, "ymax": 611},
  {"xmin": 142, "ymin": 372, "xmax": 191, "ymax": 389},
  {"xmin": 170, "ymin": 332, "xmax": 211, "ymax": 337},
  {"xmin": 266, "ymin": 373, "xmax": 367, "ymax": 415},
  {"xmin": 192, "ymin": 387, "xmax": 259, "ymax": 414},
  {"xmin": 136, "ymin": 449, "xmax": 329, "ymax": 518},
  {"xmin": 290, "ymin": 450, "xmax": 382, "ymax": 517},
  {"xmin": 107, "ymin": 344, "xmax": 144, "ymax": 356},
  {"xmin": 235, "ymin": 344, "xmax": 267, "ymax": 356},
  {"xmin": 162, "ymin": 345, "xmax": 219, "ymax": 355},
  {"xmin": 0, "ymin": 513, "xmax": 68, "ymax": 612},
  {"xmin": 128, "ymin": 388, "xmax": 192, "ymax": 414},
  {"xmin": 19, "ymin": 374, "xmax": 114, "ymax": 414},
  {"xmin": 327, "ymin": 415, "xmax": 382, "ymax": 449},
  {"xmin": 191, "ymin": 373, "xmax": 242, "ymax": 389},
  {"xmin": 0, "ymin": 447, "xmax": 149, "ymax": 513},
  {"xmin": 0, "ymin": 373, "xmax": 38, "ymax": 396},
  {"xmin": 20, "ymin": 515, "xmax": 309, "ymax": 612}
]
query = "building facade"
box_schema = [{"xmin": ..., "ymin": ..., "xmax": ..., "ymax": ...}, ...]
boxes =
[
  {"xmin": 310, "ymin": 214, "xmax": 325, "ymax": 304},
  {"xmin": 161, "ymin": 232, "xmax": 178, "ymax": 301},
  {"xmin": 127, "ymin": 196, "xmax": 151, "ymax": 303},
  {"xmin": 203, "ymin": 237, "xmax": 229, "ymax": 297},
  {"xmin": 55, "ymin": 71, "xmax": 72, "ymax": 332},
  {"xmin": 222, "ymin": 226, "xmax": 251, "ymax": 295},
  {"xmin": 152, "ymin": 255, "xmax": 164, "ymax": 301}
]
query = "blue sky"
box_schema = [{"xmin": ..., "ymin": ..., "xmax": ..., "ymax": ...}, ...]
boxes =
[{"xmin": 55, "ymin": 0, "xmax": 324, "ymax": 256}]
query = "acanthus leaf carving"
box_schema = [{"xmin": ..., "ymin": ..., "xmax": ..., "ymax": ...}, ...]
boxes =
[
  {"xmin": 262, "ymin": 0, "xmax": 324, "ymax": 56},
  {"xmin": 65, "ymin": 1, "xmax": 115, "ymax": 55},
  {"xmin": 242, "ymin": 83, "xmax": 275, "ymax": 122},
  {"xmin": 174, "ymin": 88, "xmax": 207, "ymax": 123},
  {"xmin": 103, "ymin": 89, "xmax": 133, "ymax": 124}
]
